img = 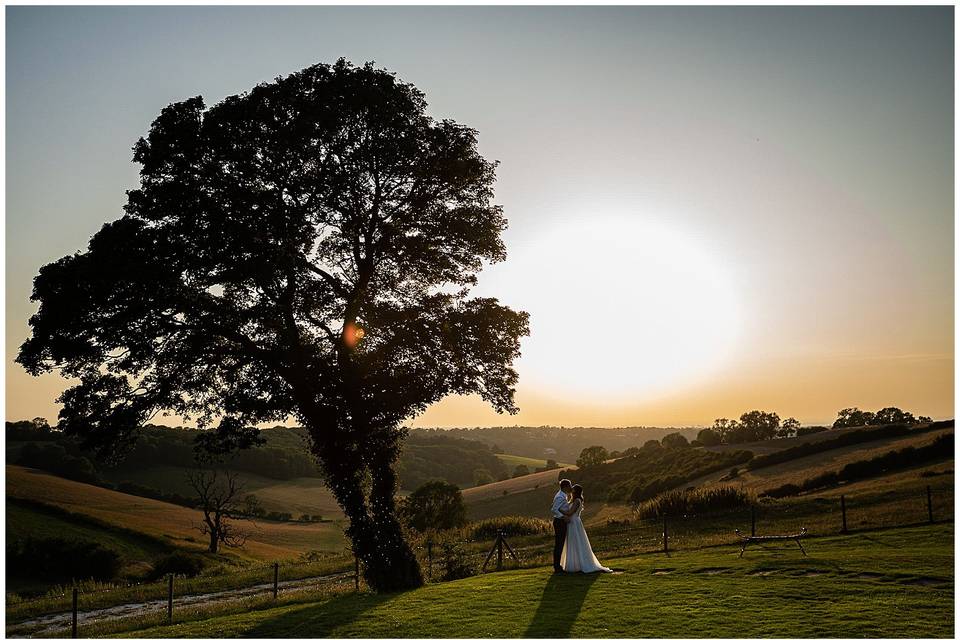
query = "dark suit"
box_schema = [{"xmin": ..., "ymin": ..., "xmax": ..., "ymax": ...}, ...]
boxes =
[{"xmin": 553, "ymin": 516, "xmax": 567, "ymax": 571}]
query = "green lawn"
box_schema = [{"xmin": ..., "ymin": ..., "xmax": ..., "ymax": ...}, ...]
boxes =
[
  {"xmin": 6, "ymin": 498, "xmax": 174, "ymax": 594},
  {"xmin": 117, "ymin": 524, "xmax": 953, "ymax": 638},
  {"xmin": 496, "ymin": 454, "xmax": 568, "ymax": 470}
]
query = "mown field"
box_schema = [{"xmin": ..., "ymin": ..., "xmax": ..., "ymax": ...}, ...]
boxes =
[
  {"xmin": 99, "ymin": 465, "xmax": 347, "ymax": 521},
  {"xmin": 690, "ymin": 424, "xmax": 953, "ymax": 494},
  {"xmin": 6, "ymin": 466, "xmax": 349, "ymax": 563},
  {"xmin": 108, "ymin": 524, "xmax": 953, "ymax": 638}
]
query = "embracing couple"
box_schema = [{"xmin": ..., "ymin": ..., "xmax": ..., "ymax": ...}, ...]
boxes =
[{"xmin": 551, "ymin": 478, "xmax": 614, "ymax": 574}]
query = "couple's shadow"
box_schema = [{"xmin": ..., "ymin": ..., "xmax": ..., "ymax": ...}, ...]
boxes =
[{"xmin": 524, "ymin": 572, "xmax": 602, "ymax": 637}]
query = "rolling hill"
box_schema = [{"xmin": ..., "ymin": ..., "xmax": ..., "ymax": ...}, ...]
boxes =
[{"xmin": 6, "ymin": 465, "xmax": 349, "ymax": 562}]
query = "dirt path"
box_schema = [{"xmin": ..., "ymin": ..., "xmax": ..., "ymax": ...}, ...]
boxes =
[{"xmin": 7, "ymin": 571, "xmax": 352, "ymax": 638}]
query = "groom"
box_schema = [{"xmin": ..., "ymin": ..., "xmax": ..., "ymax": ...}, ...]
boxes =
[{"xmin": 551, "ymin": 478, "xmax": 573, "ymax": 573}]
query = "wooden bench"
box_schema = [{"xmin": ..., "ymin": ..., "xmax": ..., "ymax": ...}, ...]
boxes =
[{"xmin": 735, "ymin": 527, "xmax": 807, "ymax": 557}]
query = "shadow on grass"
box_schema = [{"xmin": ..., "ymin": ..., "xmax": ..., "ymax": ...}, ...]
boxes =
[
  {"xmin": 243, "ymin": 590, "xmax": 400, "ymax": 638},
  {"xmin": 524, "ymin": 572, "xmax": 601, "ymax": 638}
]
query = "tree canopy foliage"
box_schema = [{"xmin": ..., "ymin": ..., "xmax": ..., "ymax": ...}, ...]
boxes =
[
  {"xmin": 399, "ymin": 480, "xmax": 467, "ymax": 532},
  {"xmin": 576, "ymin": 445, "xmax": 609, "ymax": 468},
  {"xmin": 16, "ymin": 59, "xmax": 528, "ymax": 590}
]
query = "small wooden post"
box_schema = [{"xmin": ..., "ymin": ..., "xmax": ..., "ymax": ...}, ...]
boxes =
[
  {"xmin": 840, "ymin": 495, "xmax": 848, "ymax": 533},
  {"xmin": 496, "ymin": 531, "xmax": 504, "ymax": 571},
  {"xmin": 167, "ymin": 574, "xmax": 174, "ymax": 622},
  {"xmin": 273, "ymin": 562, "xmax": 279, "ymax": 599},
  {"xmin": 71, "ymin": 587, "xmax": 78, "ymax": 639},
  {"xmin": 750, "ymin": 506, "xmax": 756, "ymax": 537},
  {"xmin": 354, "ymin": 553, "xmax": 360, "ymax": 591},
  {"xmin": 926, "ymin": 485, "xmax": 934, "ymax": 524},
  {"xmin": 426, "ymin": 540, "xmax": 433, "ymax": 581},
  {"xmin": 662, "ymin": 517, "xmax": 669, "ymax": 555}
]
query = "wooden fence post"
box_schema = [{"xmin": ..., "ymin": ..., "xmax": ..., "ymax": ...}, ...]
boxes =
[
  {"xmin": 167, "ymin": 574, "xmax": 174, "ymax": 622},
  {"xmin": 750, "ymin": 506, "xmax": 756, "ymax": 537},
  {"xmin": 662, "ymin": 517, "xmax": 669, "ymax": 555},
  {"xmin": 840, "ymin": 495, "xmax": 848, "ymax": 534},
  {"xmin": 496, "ymin": 531, "xmax": 504, "ymax": 571},
  {"xmin": 426, "ymin": 540, "xmax": 433, "ymax": 581},
  {"xmin": 354, "ymin": 552, "xmax": 360, "ymax": 591},
  {"xmin": 927, "ymin": 485, "xmax": 934, "ymax": 524},
  {"xmin": 273, "ymin": 562, "xmax": 279, "ymax": 599},
  {"xmin": 71, "ymin": 587, "xmax": 78, "ymax": 638}
]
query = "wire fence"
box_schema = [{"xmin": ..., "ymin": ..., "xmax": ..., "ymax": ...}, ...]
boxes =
[{"xmin": 6, "ymin": 483, "xmax": 953, "ymax": 638}]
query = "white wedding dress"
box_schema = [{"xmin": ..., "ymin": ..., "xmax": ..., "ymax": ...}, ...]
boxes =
[{"xmin": 560, "ymin": 499, "xmax": 613, "ymax": 573}]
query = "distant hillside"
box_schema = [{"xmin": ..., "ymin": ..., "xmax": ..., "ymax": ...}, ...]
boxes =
[
  {"xmin": 417, "ymin": 426, "xmax": 700, "ymax": 462},
  {"xmin": 6, "ymin": 465, "xmax": 349, "ymax": 561},
  {"xmin": 6, "ymin": 421, "xmax": 508, "ymax": 504},
  {"xmin": 568, "ymin": 446, "xmax": 754, "ymax": 503}
]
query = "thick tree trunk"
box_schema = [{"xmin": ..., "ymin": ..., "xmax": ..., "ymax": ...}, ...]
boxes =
[
  {"xmin": 316, "ymin": 440, "xmax": 423, "ymax": 592},
  {"xmin": 367, "ymin": 457, "xmax": 423, "ymax": 590},
  {"xmin": 208, "ymin": 531, "xmax": 219, "ymax": 554}
]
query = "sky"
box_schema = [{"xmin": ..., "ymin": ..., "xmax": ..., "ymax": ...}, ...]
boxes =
[{"xmin": 5, "ymin": 6, "xmax": 954, "ymax": 429}]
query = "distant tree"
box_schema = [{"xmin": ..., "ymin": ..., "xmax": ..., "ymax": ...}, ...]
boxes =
[
  {"xmin": 874, "ymin": 407, "xmax": 916, "ymax": 425},
  {"xmin": 833, "ymin": 407, "xmax": 876, "ymax": 428},
  {"xmin": 738, "ymin": 411, "xmax": 781, "ymax": 442},
  {"xmin": 778, "ymin": 417, "xmax": 801, "ymax": 438},
  {"xmin": 473, "ymin": 468, "xmax": 495, "ymax": 486},
  {"xmin": 695, "ymin": 428, "xmax": 723, "ymax": 447},
  {"xmin": 576, "ymin": 446, "xmax": 609, "ymax": 468},
  {"xmin": 544, "ymin": 458, "xmax": 558, "ymax": 469},
  {"xmin": 15, "ymin": 60, "xmax": 528, "ymax": 592},
  {"xmin": 491, "ymin": 444, "xmax": 504, "ymax": 454},
  {"xmin": 31, "ymin": 416, "xmax": 51, "ymax": 431},
  {"xmin": 918, "ymin": 416, "xmax": 933, "ymax": 424},
  {"xmin": 642, "ymin": 439, "xmax": 662, "ymax": 450},
  {"xmin": 711, "ymin": 418, "xmax": 739, "ymax": 443},
  {"xmin": 186, "ymin": 467, "xmax": 251, "ymax": 553},
  {"xmin": 242, "ymin": 494, "xmax": 266, "ymax": 518},
  {"xmin": 661, "ymin": 433, "xmax": 690, "ymax": 449},
  {"xmin": 400, "ymin": 481, "xmax": 466, "ymax": 532},
  {"xmin": 513, "ymin": 464, "xmax": 530, "ymax": 478}
]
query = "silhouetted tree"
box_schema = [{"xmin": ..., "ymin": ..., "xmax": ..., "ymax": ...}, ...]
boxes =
[
  {"xmin": 512, "ymin": 464, "xmax": 530, "ymax": 478},
  {"xmin": 576, "ymin": 446, "xmax": 609, "ymax": 468},
  {"xmin": 710, "ymin": 418, "xmax": 739, "ymax": 443},
  {"xmin": 874, "ymin": 407, "xmax": 916, "ymax": 425},
  {"xmin": 15, "ymin": 59, "xmax": 528, "ymax": 591},
  {"xmin": 695, "ymin": 428, "xmax": 723, "ymax": 447},
  {"xmin": 833, "ymin": 407, "xmax": 876, "ymax": 428},
  {"xmin": 661, "ymin": 433, "xmax": 690, "ymax": 449},
  {"xmin": 737, "ymin": 411, "xmax": 780, "ymax": 442},
  {"xmin": 399, "ymin": 480, "xmax": 466, "ymax": 532},
  {"xmin": 778, "ymin": 417, "xmax": 801, "ymax": 438},
  {"xmin": 186, "ymin": 467, "xmax": 251, "ymax": 553}
]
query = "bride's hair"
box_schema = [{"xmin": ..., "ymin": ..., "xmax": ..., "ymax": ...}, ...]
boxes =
[{"xmin": 572, "ymin": 484, "xmax": 584, "ymax": 501}]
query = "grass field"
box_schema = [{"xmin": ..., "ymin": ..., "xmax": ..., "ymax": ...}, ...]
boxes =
[
  {"xmin": 495, "ymin": 454, "xmax": 571, "ymax": 470},
  {"xmin": 100, "ymin": 465, "xmax": 346, "ymax": 520},
  {"xmin": 690, "ymin": 426, "xmax": 953, "ymax": 494},
  {"xmin": 6, "ymin": 499, "xmax": 174, "ymax": 593},
  {"xmin": 110, "ymin": 524, "xmax": 953, "ymax": 638},
  {"xmin": 6, "ymin": 466, "xmax": 349, "ymax": 561},
  {"xmin": 468, "ymin": 424, "xmax": 953, "ymax": 522}
]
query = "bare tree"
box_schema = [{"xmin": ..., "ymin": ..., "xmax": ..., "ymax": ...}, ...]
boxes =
[{"xmin": 186, "ymin": 467, "xmax": 252, "ymax": 553}]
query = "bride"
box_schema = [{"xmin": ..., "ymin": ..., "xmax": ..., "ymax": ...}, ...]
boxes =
[{"xmin": 560, "ymin": 484, "xmax": 614, "ymax": 573}]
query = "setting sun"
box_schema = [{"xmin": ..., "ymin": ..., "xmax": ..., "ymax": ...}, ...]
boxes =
[{"xmin": 481, "ymin": 215, "xmax": 742, "ymax": 401}]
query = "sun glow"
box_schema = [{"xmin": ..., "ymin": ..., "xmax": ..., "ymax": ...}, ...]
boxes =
[{"xmin": 498, "ymin": 215, "xmax": 743, "ymax": 401}]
